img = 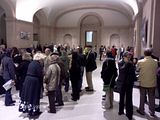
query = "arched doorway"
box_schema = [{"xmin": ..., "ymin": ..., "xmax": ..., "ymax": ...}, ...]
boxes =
[
  {"xmin": 80, "ymin": 14, "xmax": 102, "ymax": 48},
  {"xmin": 33, "ymin": 9, "xmax": 48, "ymax": 47},
  {"xmin": 64, "ymin": 34, "xmax": 72, "ymax": 46},
  {"xmin": 0, "ymin": 6, "xmax": 6, "ymax": 45},
  {"xmin": 110, "ymin": 34, "xmax": 120, "ymax": 48}
]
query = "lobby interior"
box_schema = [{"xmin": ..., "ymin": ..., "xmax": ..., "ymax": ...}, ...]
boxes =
[{"xmin": 0, "ymin": 0, "xmax": 160, "ymax": 120}]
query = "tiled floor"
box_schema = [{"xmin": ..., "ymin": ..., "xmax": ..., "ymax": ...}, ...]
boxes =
[{"xmin": 0, "ymin": 61, "xmax": 160, "ymax": 120}]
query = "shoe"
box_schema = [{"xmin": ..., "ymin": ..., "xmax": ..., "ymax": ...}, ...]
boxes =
[
  {"xmin": 136, "ymin": 109, "xmax": 145, "ymax": 115},
  {"xmin": 85, "ymin": 87, "xmax": 89, "ymax": 90},
  {"xmin": 5, "ymin": 103, "xmax": 15, "ymax": 106},
  {"xmin": 71, "ymin": 98, "xmax": 77, "ymax": 101},
  {"xmin": 11, "ymin": 100, "xmax": 16, "ymax": 104},
  {"xmin": 155, "ymin": 106, "xmax": 160, "ymax": 112},
  {"xmin": 102, "ymin": 98, "xmax": 105, "ymax": 101},
  {"xmin": 150, "ymin": 113, "xmax": 155, "ymax": 117},
  {"xmin": 126, "ymin": 115, "xmax": 132, "ymax": 120},
  {"xmin": 48, "ymin": 110, "xmax": 56, "ymax": 113},
  {"xmin": 55, "ymin": 103, "xmax": 64, "ymax": 106},
  {"xmin": 86, "ymin": 89, "xmax": 94, "ymax": 92},
  {"xmin": 102, "ymin": 95, "xmax": 106, "ymax": 98},
  {"xmin": 118, "ymin": 112, "xmax": 124, "ymax": 115}
]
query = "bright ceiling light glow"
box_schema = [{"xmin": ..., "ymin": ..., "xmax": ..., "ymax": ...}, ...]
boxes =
[
  {"xmin": 16, "ymin": 0, "xmax": 37, "ymax": 22},
  {"xmin": 121, "ymin": 0, "xmax": 138, "ymax": 15},
  {"xmin": 16, "ymin": 0, "xmax": 52, "ymax": 22},
  {"xmin": 16, "ymin": 0, "xmax": 138, "ymax": 22}
]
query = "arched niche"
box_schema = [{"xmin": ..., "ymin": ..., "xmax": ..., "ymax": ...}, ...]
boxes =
[
  {"xmin": 64, "ymin": 34, "xmax": 72, "ymax": 46},
  {"xmin": 0, "ymin": 6, "xmax": 6, "ymax": 45},
  {"xmin": 33, "ymin": 15, "xmax": 40, "ymax": 48},
  {"xmin": 110, "ymin": 34, "xmax": 120, "ymax": 48},
  {"xmin": 80, "ymin": 13, "xmax": 102, "ymax": 48},
  {"xmin": 33, "ymin": 9, "xmax": 48, "ymax": 47}
]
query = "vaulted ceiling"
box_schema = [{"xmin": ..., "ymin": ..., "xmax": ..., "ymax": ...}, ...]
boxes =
[{"xmin": 0, "ymin": 0, "xmax": 142, "ymax": 27}]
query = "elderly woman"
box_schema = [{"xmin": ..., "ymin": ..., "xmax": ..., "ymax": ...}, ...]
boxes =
[
  {"xmin": 44, "ymin": 53, "xmax": 61, "ymax": 113},
  {"xmin": 19, "ymin": 53, "xmax": 46, "ymax": 116},
  {"xmin": 16, "ymin": 52, "xmax": 32, "ymax": 98}
]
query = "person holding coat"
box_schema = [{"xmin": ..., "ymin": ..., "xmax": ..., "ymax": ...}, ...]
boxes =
[{"xmin": 44, "ymin": 53, "xmax": 61, "ymax": 113}]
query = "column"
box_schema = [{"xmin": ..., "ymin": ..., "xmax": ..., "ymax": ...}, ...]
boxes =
[{"xmin": 134, "ymin": 12, "xmax": 142, "ymax": 58}]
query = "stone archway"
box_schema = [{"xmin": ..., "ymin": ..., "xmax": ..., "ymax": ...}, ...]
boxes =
[
  {"xmin": 0, "ymin": 0, "xmax": 15, "ymax": 48},
  {"xmin": 80, "ymin": 13, "xmax": 103, "ymax": 48},
  {"xmin": 33, "ymin": 9, "xmax": 49, "ymax": 46},
  {"xmin": 110, "ymin": 34, "xmax": 120, "ymax": 48},
  {"xmin": 64, "ymin": 34, "xmax": 72, "ymax": 46},
  {"xmin": 33, "ymin": 15, "xmax": 40, "ymax": 48}
]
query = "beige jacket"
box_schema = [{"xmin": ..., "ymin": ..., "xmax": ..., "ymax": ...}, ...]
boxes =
[
  {"xmin": 44, "ymin": 63, "xmax": 61, "ymax": 91},
  {"xmin": 137, "ymin": 56, "xmax": 158, "ymax": 87}
]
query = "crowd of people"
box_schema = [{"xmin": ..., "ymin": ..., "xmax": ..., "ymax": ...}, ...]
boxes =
[
  {"xmin": 0, "ymin": 44, "xmax": 160, "ymax": 120},
  {"xmin": 101, "ymin": 47, "xmax": 160, "ymax": 120},
  {"xmin": 0, "ymin": 44, "xmax": 97, "ymax": 116}
]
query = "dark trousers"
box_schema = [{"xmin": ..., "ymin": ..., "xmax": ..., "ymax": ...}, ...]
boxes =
[
  {"xmin": 139, "ymin": 87, "xmax": 155, "ymax": 115},
  {"xmin": 56, "ymin": 84, "xmax": 63, "ymax": 105},
  {"xmin": 71, "ymin": 78, "xmax": 80, "ymax": 100},
  {"xmin": 78, "ymin": 67, "xmax": 84, "ymax": 91},
  {"xmin": 100, "ymin": 53, "xmax": 103, "ymax": 61},
  {"xmin": 48, "ymin": 91, "xmax": 56, "ymax": 112},
  {"xmin": 0, "ymin": 76, "xmax": 5, "ymax": 95},
  {"xmin": 64, "ymin": 75, "xmax": 70, "ymax": 92},
  {"xmin": 157, "ymin": 78, "xmax": 160, "ymax": 105},
  {"xmin": 119, "ymin": 85, "xmax": 133, "ymax": 119},
  {"xmin": 119, "ymin": 52, "xmax": 124, "ymax": 60},
  {"xmin": 5, "ymin": 88, "xmax": 13, "ymax": 105}
]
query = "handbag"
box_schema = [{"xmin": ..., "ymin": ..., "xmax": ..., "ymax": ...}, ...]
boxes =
[{"xmin": 103, "ymin": 75, "xmax": 114, "ymax": 92}]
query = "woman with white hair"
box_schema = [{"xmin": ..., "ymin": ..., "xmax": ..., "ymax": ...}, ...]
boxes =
[{"xmin": 19, "ymin": 53, "xmax": 46, "ymax": 116}]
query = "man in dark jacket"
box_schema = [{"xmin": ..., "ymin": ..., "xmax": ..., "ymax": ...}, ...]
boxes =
[
  {"xmin": 117, "ymin": 51, "xmax": 136, "ymax": 120},
  {"xmin": 85, "ymin": 45, "xmax": 97, "ymax": 91},
  {"xmin": 2, "ymin": 49, "xmax": 16, "ymax": 106}
]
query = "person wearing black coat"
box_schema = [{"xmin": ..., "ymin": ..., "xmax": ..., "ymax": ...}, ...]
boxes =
[
  {"xmin": 0, "ymin": 48, "xmax": 5, "ymax": 95},
  {"xmin": 1, "ymin": 49, "xmax": 16, "ymax": 106},
  {"xmin": 116, "ymin": 51, "xmax": 137, "ymax": 120},
  {"xmin": 70, "ymin": 51, "xmax": 82, "ymax": 101},
  {"xmin": 85, "ymin": 45, "xmax": 97, "ymax": 91},
  {"xmin": 19, "ymin": 53, "xmax": 45, "ymax": 116},
  {"xmin": 16, "ymin": 52, "xmax": 32, "ymax": 98},
  {"xmin": 101, "ymin": 52, "xmax": 117, "ymax": 108}
]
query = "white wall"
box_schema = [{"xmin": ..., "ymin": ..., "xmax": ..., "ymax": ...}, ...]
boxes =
[
  {"xmin": 56, "ymin": 9, "xmax": 130, "ymax": 27},
  {"xmin": 15, "ymin": 20, "xmax": 33, "ymax": 48},
  {"xmin": 55, "ymin": 27, "xmax": 80, "ymax": 47},
  {"xmin": 101, "ymin": 27, "xmax": 132, "ymax": 48},
  {"xmin": 54, "ymin": 26, "xmax": 132, "ymax": 49}
]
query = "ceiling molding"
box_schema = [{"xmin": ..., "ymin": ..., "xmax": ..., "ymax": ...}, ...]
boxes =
[{"xmin": 52, "ymin": 5, "xmax": 132, "ymax": 26}]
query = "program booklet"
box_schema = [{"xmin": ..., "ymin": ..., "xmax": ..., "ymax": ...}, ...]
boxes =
[{"xmin": 3, "ymin": 80, "xmax": 14, "ymax": 91}]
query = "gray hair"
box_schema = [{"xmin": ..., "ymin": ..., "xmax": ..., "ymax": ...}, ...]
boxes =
[{"xmin": 33, "ymin": 53, "xmax": 46, "ymax": 60}]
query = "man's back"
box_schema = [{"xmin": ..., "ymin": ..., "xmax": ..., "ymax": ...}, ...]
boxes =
[{"xmin": 137, "ymin": 56, "xmax": 158, "ymax": 87}]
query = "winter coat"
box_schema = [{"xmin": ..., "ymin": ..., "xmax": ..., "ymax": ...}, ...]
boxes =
[
  {"xmin": 101, "ymin": 58, "xmax": 117, "ymax": 88},
  {"xmin": 44, "ymin": 63, "xmax": 61, "ymax": 91}
]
